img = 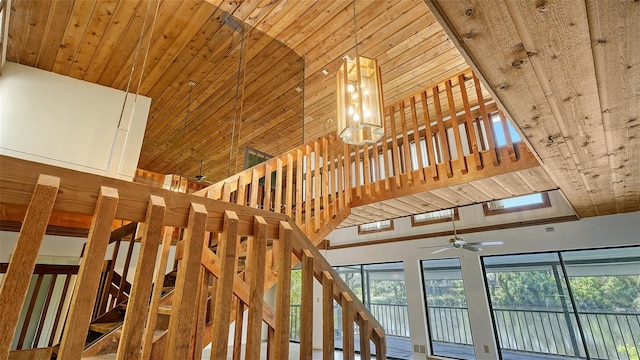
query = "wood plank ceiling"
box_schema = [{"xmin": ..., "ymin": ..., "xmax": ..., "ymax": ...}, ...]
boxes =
[
  {"xmin": 424, "ymin": 0, "xmax": 640, "ymax": 218},
  {"xmin": 7, "ymin": 0, "xmax": 635, "ymax": 223},
  {"xmin": 5, "ymin": 0, "xmax": 468, "ymax": 185}
]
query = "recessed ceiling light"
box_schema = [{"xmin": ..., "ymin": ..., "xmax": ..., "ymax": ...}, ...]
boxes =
[
  {"xmin": 295, "ymin": 87, "xmax": 302, "ymax": 93},
  {"xmin": 321, "ymin": 69, "xmax": 329, "ymax": 75},
  {"xmin": 327, "ymin": 118, "xmax": 334, "ymax": 123}
]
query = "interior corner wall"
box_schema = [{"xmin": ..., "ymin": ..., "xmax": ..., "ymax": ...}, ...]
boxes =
[
  {"xmin": 321, "ymin": 209, "xmax": 640, "ymax": 359},
  {"xmin": 0, "ymin": 62, "xmax": 151, "ymax": 180}
]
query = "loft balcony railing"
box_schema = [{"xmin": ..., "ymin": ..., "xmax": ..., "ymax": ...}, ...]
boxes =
[
  {"xmin": 192, "ymin": 69, "xmax": 541, "ymax": 239},
  {"xmin": 428, "ymin": 305, "xmax": 640, "ymax": 360}
]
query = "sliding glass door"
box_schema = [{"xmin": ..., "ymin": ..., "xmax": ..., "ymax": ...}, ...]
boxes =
[
  {"xmin": 482, "ymin": 247, "xmax": 640, "ymax": 360},
  {"xmin": 422, "ymin": 258, "xmax": 475, "ymax": 360}
]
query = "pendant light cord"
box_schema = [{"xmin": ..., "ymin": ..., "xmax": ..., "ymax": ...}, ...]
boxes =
[{"xmin": 353, "ymin": 0, "xmax": 358, "ymax": 55}]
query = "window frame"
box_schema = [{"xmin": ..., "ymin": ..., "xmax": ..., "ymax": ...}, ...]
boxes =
[
  {"xmin": 411, "ymin": 208, "xmax": 459, "ymax": 227},
  {"xmin": 358, "ymin": 219, "xmax": 394, "ymax": 235},
  {"xmin": 482, "ymin": 192, "xmax": 550, "ymax": 216}
]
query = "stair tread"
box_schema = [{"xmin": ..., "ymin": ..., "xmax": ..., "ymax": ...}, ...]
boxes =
[
  {"xmin": 158, "ymin": 305, "xmax": 172, "ymax": 315},
  {"xmin": 89, "ymin": 322, "xmax": 120, "ymax": 334}
]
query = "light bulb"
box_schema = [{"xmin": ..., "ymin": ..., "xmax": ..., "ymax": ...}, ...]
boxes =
[
  {"xmin": 349, "ymin": 106, "xmax": 354, "ymax": 115},
  {"xmin": 347, "ymin": 84, "xmax": 355, "ymax": 93},
  {"xmin": 353, "ymin": 113, "xmax": 360, "ymax": 121},
  {"xmin": 351, "ymin": 92, "xmax": 359, "ymax": 99},
  {"xmin": 364, "ymin": 109, "xmax": 371, "ymax": 118}
]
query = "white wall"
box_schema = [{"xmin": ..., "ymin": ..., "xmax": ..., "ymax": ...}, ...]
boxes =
[
  {"xmin": 322, "ymin": 196, "xmax": 640, "ymax": 360},
  {"xmin": 0, "ymin": 62, "xmax": 150, "ymax": 180}
]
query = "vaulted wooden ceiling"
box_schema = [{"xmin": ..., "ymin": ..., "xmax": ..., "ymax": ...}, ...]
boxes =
[
  {"xmin": 425, "ymin": 0, "xmax": 639, "ymax": 218},
  {"xmin": 5, "ymin": 0, "xmax": 467, "ymax": 184},
  {"xmin": 5, "ymin": 0, "xmax": 638, "ymax": 221}
]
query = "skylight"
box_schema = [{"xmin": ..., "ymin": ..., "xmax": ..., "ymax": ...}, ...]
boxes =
[
  {"xmin": 484, "ymin": 193, "xmax": 551, "ymax": 215},
  {"xmin": 358, "ymin": 219, "xmax": 394, "ymax": 234}
]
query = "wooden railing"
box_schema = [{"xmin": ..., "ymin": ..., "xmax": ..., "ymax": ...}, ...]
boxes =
[
  {"xmin": 196, "ymin": 70, "xmax": 540, "ymax": 225},
  {"xmin": 0, "ymin": 263, "xmax": 78, "ymax": 352},
  {"xmin": 0, "ymin": 155, "xmax": 386, "ymax": 359}
]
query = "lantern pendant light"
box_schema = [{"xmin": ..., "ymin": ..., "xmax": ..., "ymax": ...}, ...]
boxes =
[{"xmin": 336, "ymin": 0, "xmax": 385, "ymax": 145}]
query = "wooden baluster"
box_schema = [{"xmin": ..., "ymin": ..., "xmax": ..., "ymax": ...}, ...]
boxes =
[
  {"xmin": 445, "ymin": 79, "xmax": 468, "ymax": 174},
  {"xmin": 389, "ymin": 105, "xmax": 402, "ymax": 188},
  {"xmin": 286, "ymin": 153, "xmax": 294, "ymax": 218},
  {"xmin": 210, "ymin": 210, "xmax": 240, "ymax": 359},
  {"xmin": 372, "ymin": 140, "xmax": 381, "ymax": 194},
  {"xmin": 33, "ymin": 273, "xmax": 58, "ymax": 347},
  {"xmin": 236, "ymin": 175, "xmax": 246, "ymax": 206},
  {"xmin": 356, "ymin": 311, "xmax": 371, "ymax": 360},
  {"xmin": 381, "ymin": 134, "xmax": 391, "ymax": 191},
  {"xmin": 98, "ymin": 239, "xmax": 120, "ymax": 315},
  {"xmin": 322, "ymin": 271, "xmax": 335, "ymax": 360},
  {"xmin": 49, "ymin": 275, "xmax": 72, "ymax": 347},
  {"xmin": 329, "ymin": 135, "xmax": 338, "ymax": 215},
  {"xmin": 421, "ymin": 90, "xmax": 439, "ymax": 180},
  {"xmin": 222, "ymin": 181, "xmax": 232, "ymax": 203},
  {"xmin": 362, "ymin": 142, "xmax": 371, "ymax": 197},
  {"xmin": 343, "ymin": 143, "xmax": 352, "ymax": 205},
  {"xmin": 233, "ymin": 299, "xmax": 245, "ymax": 360},
  {"xmin": 117, "ymin": 228, "xmax": 136, "ymax": 303},
  {"xmin": 459, "ymin": 74, "xmax": 483, "ymax": 170},
  {"xmin": 322, "ymin": 137, "xmax": 330, "ymax": 223},
  {"xmin": 499, "ymin": 109, "xmax": 518, "ymax": 162},
  {"xmin": 275, "ymin": 158, "xmax": 283, "ymax": 214},
  {"xmin": 246, "ymin": 216, "xmax": 267, "ymax": 360},
  {"xmin": 372, "ymin": 327, "xmax": 388, "ymax": 360},
  {"xmin": 341, "ymin": 292, "xmax": 355, "ymax": 360},
  {"xmin": 264, "ymin": 161, "xmax": 273, "ymax": 210},
  {"xmin": 273, "ymin": 221, "xmax": 293, "ymax": 360},
  {"xmin": 473, "ymin": 73, "xmax": 500, "ymax": 166},
  {"xmin": 164, "ymin": 204, "xmax": 207, "ymax": 360},
  {"xmin": 354, "ymin": 144, "xmax": 362, "ymax": 199},
  {"xmin": 141, "ymin": 226, "xmax": 174, "ymax": 360},
  {"xmin": 305, "ymin": 145, "xmax": 313, "ymax": 232},
  {"xmin": 295, "ymin": 149, "xmax": 303, "ymax": 226},
  {"xmin": 58, "ymin": 186, "xmax": 119, "ymax": 360},
  {"xmin": 433, "ymin": 85, "xmax": 453, "ymax": 178},
  {"xmin": 250, "ymin": 168, "xmax": 260, "ymax": 208},
  {"xmin": 410, "ymin": 96, "xmax": 426, "ymax": 183},
  {"xmin": 399, "ymin": 101, "xmax": 413, "ymax": 186},
  {"xmin": 314, "ymin": 140, "xmax": 321, "ymax": 232},
  {"xmin": 266, "ymin": 326, "xmax": 275, "ymax": 360},
  {"xmin": 117, "ymin": 196, "xmax": 166, "ymax": 360},
  {"xmin": 300, "ymin": 249, "xmax": 314, "ymax": 359},
  {"xmin": 337, "ymin": 138, "xmax": 345, "ymax": 211},
  {"xmin": 17, "ymin": 274, "xmax": 44, "ymax": 349},
  {"xmin": 193, "ymin": 268, "xmax": 209, "ymax": 360}
]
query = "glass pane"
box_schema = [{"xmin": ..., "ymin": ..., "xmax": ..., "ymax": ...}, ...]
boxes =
[
  {"xmin": 289, "ymin": 269, "xmax": 302, "ymax": 341},
  {"xmin": 422, "ymin": 258, "xmax": 475, "ymax": 360},
  {"xmin": 562, "ymin": 247, "xmax": 640, "ymax": 360},
  {"xmin": 334, "ymin": 263, "xmax": 412, "ymax": 359},
  {"xmin": 483, "ymin": 253, "xmax": 587, "ymax": 359}
]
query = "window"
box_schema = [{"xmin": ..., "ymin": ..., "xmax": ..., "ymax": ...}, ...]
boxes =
[
  {"xmin": 481, "ymin": 247, "xmax": 640, "ymax": 360},
  {"xmin": 491, "ymin": 113, "xmax": 522, "ymax": 146},
  {"xmin": 243, "ymin": 147, "xmax": 272, "ymax": 169},
  {"xmin": 358, "ymin": 219, "xmax": 394, "ymax": 234},
  {"xmin": 412, "ymin": 208, "xmax": 459, "ymax": 227},
  {"xmin": 483, "ymin": 192, "xmax": 550, "ymax": 215},
  {"xmin": 422, "ymin": 258, "xmax": 475, "ymax": 360},
  {"xmin": 334, "ymin": 262, "xmax": 411, "ymax": 359}
]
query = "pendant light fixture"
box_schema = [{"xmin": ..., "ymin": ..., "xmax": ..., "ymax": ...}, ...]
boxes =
[{"xmin": 336, "ymin": 0, "xmax": 385, "ymax": 145}]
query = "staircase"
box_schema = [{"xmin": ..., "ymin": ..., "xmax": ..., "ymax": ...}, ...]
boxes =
[{"xmin": 0, "ymin": 69, "xmax": 545, "ymax": 360}]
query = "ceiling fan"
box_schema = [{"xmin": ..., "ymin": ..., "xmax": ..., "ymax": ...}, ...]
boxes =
[
  {"xmin": 420, "ymin": 214, "xmax": 503, "ymax": 254},
  {"xmin": 186, "ymin": 160, "xmax": 213, "ymax": 185}
]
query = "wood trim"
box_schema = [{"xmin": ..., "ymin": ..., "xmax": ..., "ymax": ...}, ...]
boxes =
[
  {"xmin": 482, "ymin": 192, "xmax": 551, "ymax": 216},
  {"xmin": 0, "ymin": 221, "xmax": 90, "ymax": 237},
  {"xmin": 0, "ymin": 263, "xmax": 79, "ymax": 274},
  {"xmin": 357, "ymin": 219, "xmax": 394, "ymax": 235},
  {"xmin": 329, "ymin": 214, "xmax": 579, "ymax": 250},
  {"xmin": 411, "ymin": 208, "xmax": 459, "ymax": 227}
]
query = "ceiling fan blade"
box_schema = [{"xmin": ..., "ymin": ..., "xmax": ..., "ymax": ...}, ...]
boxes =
[
  {"xmin": 468, "ymin": 241, "xmax": 503, "ymax": 246},
  {"xmin": 432, "ymin": 247, "xmax": 452, "ymax": 254},
  {"xmin": 463, "ymin": 246, "xmax": 482, "ymax": 252},
  {"xmin": 419, "ymin": 244, "xmax": 449, "ymax": 249}
]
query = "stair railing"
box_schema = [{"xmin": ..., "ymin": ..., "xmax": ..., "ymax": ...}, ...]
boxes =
[{"xmin": 0, "ymin": 155, "xmax": 386, "ymax": 360}]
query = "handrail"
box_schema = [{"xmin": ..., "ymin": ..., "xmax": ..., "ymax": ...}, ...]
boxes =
[{"xmin": 0, "ymin": 154, "xmax": 386, "ymax": 359}]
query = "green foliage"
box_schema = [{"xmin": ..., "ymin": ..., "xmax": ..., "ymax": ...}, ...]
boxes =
[
  {"xmin": 290, "ymin": 269, "xmax": 302, "ymax": 305},
  {"xmin": 617, "ymin": 343, "xmax": 640, "ymax": 360}
]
